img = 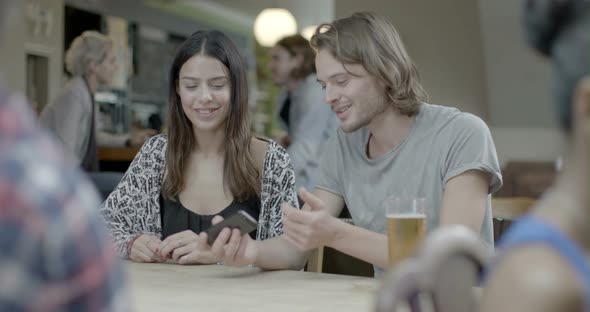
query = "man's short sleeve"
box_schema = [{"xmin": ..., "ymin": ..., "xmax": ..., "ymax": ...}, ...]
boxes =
[{"xmin": 442, "ymin": 114, "xmax": 503, "ymax": 194}]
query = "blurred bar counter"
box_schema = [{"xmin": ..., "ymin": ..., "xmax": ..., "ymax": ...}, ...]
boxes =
[
  {"xmin": 98, "ymin": 146, "xmax": 140, "ymax": 172},
  {"xmin": 99, "ymin": 146, "xmax": 140, "ymax": 161}
]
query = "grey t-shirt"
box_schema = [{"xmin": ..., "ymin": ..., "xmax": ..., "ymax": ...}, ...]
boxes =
[{"xmin": 316, "ymin": 103, "xmax": 502, "ymax": 271}]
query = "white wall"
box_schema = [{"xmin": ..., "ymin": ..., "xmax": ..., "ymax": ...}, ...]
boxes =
[
  {"xmin": 478, "ymin": 0, "xmax": 565, "ymax": 164},
  {"xmin": 281, "ymin": 0, "xmax": 334, "ymax": 31},
  {"xmin": 0, "ymin": 0, "xmax": 64, "ymax": 107},
  {"xmin": 333, "ymin": 0, "xmax": 566, "ymax": 165},
  {"xmin": 491, "ymin": 127, "xmax": 566, "ymax": 166},
  {"xmin": 0, "ymin": 0, "xmax": 567, "ymax": 165},
  {"xmin": 478, "ymin": 0, "xmax": 555, "ymax": 128},
  {"xmin": 211, "ymin": 0, "xmax": 335, "ymax": 32},
  {"xmin": 0, "ymin": 2, "xmax": 26, "ymax": 92},
  {"xmin": 334, "ymin": 0, "xmax": 490, "ymax": 119}
]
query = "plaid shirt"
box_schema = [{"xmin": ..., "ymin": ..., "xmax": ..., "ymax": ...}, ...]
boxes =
[{"xmin": 0, "ymin": 89, "xmax": 129, "ymax": 311}]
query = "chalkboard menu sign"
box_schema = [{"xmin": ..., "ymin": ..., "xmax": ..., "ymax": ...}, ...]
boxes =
[{"xmin": 129, "ymin": 26, "xmax": 185, "ymax": 106}]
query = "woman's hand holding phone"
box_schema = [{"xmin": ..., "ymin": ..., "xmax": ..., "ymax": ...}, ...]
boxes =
[{"xmin": 158, "ymin": 210, "xmax": 259, "ymax": 266}]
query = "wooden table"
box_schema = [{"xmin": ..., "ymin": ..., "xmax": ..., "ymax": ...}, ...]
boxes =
[{"xmin": 127, "ymin": 262, "xmax": 379, "ymax": 312}]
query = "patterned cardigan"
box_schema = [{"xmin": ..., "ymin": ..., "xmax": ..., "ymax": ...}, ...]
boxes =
[{"xmin": 100, "ymin": 134, "xmax": 299, "ymax": 259}]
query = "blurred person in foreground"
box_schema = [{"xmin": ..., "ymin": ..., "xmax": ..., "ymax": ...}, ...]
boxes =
[
  {"xmin": 0, "ymin": 1, "xmax": 128, "ymax": 311},
  {"xmin": 481, "ymin": 0, "xmax": 590, "ymax": 311}
]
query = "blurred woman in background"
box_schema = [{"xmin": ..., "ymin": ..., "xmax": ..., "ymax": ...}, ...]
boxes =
[{"xmin": 41, "ymin": 31, "xmax": 155, "ymax": 172}]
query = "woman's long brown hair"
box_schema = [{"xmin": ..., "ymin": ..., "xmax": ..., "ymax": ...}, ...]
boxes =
[{"xmin": 162, "ymin": 30, "xmax": 259, "ymax": 202}]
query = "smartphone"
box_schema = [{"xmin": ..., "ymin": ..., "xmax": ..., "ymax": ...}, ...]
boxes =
[{"xmin": 205, "ymin": 210, "xmax": 258, "ymax": 245}]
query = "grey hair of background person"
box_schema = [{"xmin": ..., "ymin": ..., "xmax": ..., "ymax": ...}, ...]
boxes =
[{"xmin": 524, "ymin": 0, "xmax": 590, "ymax": 130}]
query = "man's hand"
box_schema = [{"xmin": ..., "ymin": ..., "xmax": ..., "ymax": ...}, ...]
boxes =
[{"xmin": 281, "ymin": 188, "xmax": 342, "ymax": 250}]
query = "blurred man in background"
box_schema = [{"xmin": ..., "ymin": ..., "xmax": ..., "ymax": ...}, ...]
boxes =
[{"xmin": 269, "ymin": 34, "xmax": 338, "ymax": 191}]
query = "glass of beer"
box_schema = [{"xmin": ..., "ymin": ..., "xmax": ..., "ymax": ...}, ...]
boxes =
[{"xmin": 384, "ymin": 197, "xmax": 426, "ymax": 267}]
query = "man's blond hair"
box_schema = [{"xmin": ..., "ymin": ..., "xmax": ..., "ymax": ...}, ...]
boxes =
[{"xmin": 311, "ymin": 12, "xmax": 427, "ymax": 116}]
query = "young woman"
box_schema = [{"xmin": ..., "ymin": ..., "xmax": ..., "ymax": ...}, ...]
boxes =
[{"xmin": 101, "ymin": 30, "xmax": 306, "ymax": 270}]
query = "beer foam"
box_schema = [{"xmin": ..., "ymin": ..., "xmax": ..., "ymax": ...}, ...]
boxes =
[{"xmin": 386, "ymin": 213, "xmax": 426, "ymax": 219}]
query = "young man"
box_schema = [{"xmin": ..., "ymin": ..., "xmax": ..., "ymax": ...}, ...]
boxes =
[
  {"xmin": 269, "ymin": 34, "xmax": 338, "ymax": 190},
  {"xmin": 281, "ymin": 11, "xmax": 502, "ymax": 274}
]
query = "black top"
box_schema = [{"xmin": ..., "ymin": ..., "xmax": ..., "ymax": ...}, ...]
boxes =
[
  {"xmin": 159, "ymin": 194, "xmax": 260, "ymax": 240},
  {"xmin": 279, "ymin": 92, "xmax": 291, "ymax": 128},
  {"xmin": 80, "ymin": 77, "xmax": 99, "ymax": 172}
]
